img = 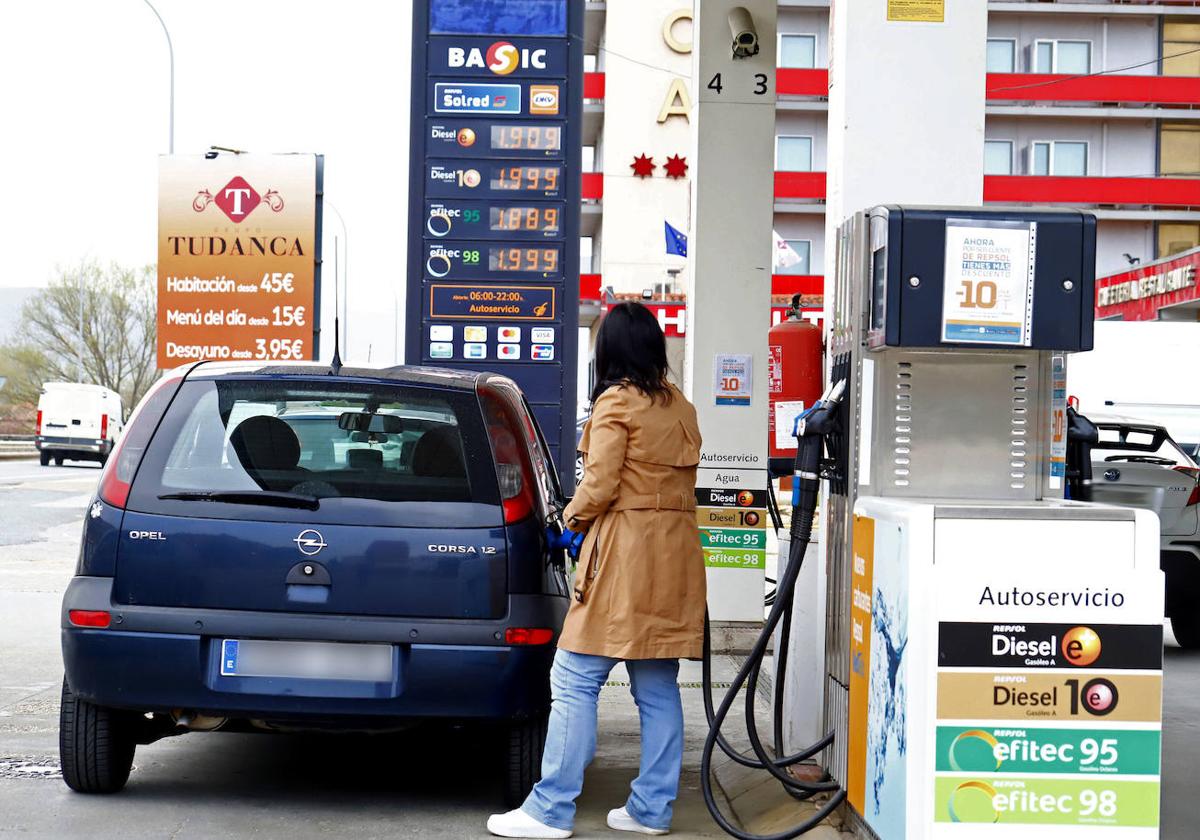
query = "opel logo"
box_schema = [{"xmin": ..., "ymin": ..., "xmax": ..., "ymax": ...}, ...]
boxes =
[{"xmin": 293, "ymin": 529, "xmax": 327, "ymax": 556}]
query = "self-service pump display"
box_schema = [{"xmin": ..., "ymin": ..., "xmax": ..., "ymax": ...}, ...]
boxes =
[
  {"xmin": 821, "ymin": 207, "xmax": 1164, "ymax": 839},
  {"xmin": 406, "ymin": 0, "xmax": 583, "ymax": 488}
]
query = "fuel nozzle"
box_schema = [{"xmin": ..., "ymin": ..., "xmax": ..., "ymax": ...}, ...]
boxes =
[{"xmin": 790, "ymin": 380, "xmax": 846, "ymax": 532}]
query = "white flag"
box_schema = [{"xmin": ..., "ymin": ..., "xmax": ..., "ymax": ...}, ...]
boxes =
[{"xmin": 773, "ymin": 230, "xmax": 802, "ymax": 269}]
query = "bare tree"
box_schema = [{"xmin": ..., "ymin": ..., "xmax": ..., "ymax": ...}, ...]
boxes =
[{"xmin": 8, "ymin": 261, "xmax": 157, "ymax": 407}]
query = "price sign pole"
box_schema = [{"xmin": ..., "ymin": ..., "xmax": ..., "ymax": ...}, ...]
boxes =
[{"xmin": 406, "ymin": 0, "xmax": 583, "ymax": 489}]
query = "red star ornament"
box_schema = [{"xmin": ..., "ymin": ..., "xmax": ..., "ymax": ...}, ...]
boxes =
[
  {"xmin": 630, "ymin": 154, "xmax": 656, "ymax": 178},
  {"xmin": 663, "ymin": 154, "xmax": 688, "ymax": 179}
]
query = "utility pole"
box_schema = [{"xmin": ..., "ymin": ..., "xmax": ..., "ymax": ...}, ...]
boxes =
[{"xmin": 143, "ymin": 0, "xmax": 175, "ymax": 154}]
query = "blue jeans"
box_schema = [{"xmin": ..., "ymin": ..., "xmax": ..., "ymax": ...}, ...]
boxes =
[{"xmin": 521, "ymin": 649, "xmax": 683, "ymax": 832}]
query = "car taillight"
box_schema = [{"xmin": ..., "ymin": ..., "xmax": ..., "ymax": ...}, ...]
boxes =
[
  {"xmin": 97, "ymin": 374, "xmax": 182, "ymax": 509},
  {"xmin": 1174, "ymin": 466, "xmax": 1200, "ymax": 507},
  {"xmin": 479, "ymin": 385, "xmax": 537, "ymax": 524},
  {"xmin": 68, "ymin": 609, "xmax": 111, "ymax": 628},
  {"xmin": 505, "ymin": 627, "xmax": 554, "ymax": 645},
  {"xmin": 36, "ymin": 410, "xmax": 42, "ymax": 435},
  {"xmin": 100, "ymin": 414, "xmax": 108, "ymax": 440}
]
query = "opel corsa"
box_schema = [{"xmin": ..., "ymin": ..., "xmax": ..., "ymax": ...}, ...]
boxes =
[{"xmin": 59, "ymin": 362, "xmax": 569, "ymax": 803}]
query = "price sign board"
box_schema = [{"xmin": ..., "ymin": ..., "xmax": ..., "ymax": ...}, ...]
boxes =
[
  {"xmin": 407, "ymin": 0, "xmax": 582, "ymax": 488},
  {"xmin": 156, "ymin": 154, "xmax": 323, "ymax": 368}
]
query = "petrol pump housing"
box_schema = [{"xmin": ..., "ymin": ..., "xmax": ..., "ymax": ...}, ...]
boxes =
[{"xmin": 821, "ymin": 206, "xmax": 1165, "ymax": 839}]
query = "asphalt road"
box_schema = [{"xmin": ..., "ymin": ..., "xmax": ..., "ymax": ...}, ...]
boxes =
[{"xmin": 1, "ymin": 456, "xmax": 1198, "ymax": 838}]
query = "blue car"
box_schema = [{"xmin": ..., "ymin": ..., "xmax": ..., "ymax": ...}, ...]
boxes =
[{"xmin": 59, "ymin": 362, "xmax": 569, "ymax": 804}]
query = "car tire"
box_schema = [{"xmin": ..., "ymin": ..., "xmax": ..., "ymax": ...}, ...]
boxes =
[
  {"xmin": 504, "ymin": 713, "xmax": 548, "ymax": 807},
  {"xmin": 39, "ymin": 452, "xmax": 50, "ymax": 466},
  {"xmin": 54, "ymin": 455, "xmax": 64, "ymax": 466},
  {"xmin": 1172, "ymin": 613, "xmax": 1200, "ymax": 649},
  {"xmin": 59, "ymin": 677, "xmax": 136, "ymax": 793}
]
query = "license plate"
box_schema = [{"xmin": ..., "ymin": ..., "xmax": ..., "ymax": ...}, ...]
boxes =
[{"xmin": 219, "ymin": 639, "xmax": 393, "ymax": 682}]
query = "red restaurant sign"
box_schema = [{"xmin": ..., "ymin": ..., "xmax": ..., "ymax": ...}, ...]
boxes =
[{"xmin": 1096, "ymin": 247, "xmax": 1200, "ymax": 321}]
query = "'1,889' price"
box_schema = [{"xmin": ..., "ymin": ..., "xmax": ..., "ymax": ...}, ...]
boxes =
[{"xmin": 254, "ymin": 338, "xmax": 305, "ymax": 360}]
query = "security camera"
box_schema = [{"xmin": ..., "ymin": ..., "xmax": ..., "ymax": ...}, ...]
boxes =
[{"xmin": 729, "ymin": 7, "xmax": 759, "ymax": 59}]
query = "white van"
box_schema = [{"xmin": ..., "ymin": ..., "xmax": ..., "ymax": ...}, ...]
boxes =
[{"xmin": 35, "ymin": 383, "xmax": 123, "ymax": 466}]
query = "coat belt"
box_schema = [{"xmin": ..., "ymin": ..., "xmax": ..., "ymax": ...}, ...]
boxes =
[{"xmin": 609, "ymin": 492, "xmax": 696, "ymax": 512}]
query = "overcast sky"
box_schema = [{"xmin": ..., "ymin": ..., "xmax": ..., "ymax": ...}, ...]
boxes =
[{"xmin": 0, "ymin": 0, "xmax": 413, "ymax": 362}]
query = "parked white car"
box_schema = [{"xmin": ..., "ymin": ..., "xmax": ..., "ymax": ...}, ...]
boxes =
[
  {"xmin": 1085, "ymin": 416, "xmax": 1200, "ymax": 646},
  {"xmin": 34, "ymin": 382, "xmax": 123, "ymax": 466}
]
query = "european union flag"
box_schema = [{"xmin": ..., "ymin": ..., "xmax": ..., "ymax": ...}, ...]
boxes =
[{"xmin": 665, "ymin": 222, "xmax": 688, "ymax": 257}]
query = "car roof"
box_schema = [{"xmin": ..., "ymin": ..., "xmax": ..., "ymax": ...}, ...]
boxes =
[
  {"xmin": 176, "ymin": 360, "xmax": 487, "ymax": 391},
  {"xmin": 1087, "ymin": 412, "xmax": 1168, "ymax": 431}
]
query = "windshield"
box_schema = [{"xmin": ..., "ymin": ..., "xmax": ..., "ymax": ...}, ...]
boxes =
[{"xmin": 131, "ymin": 379, "xmax": 500, "ymax": 513}]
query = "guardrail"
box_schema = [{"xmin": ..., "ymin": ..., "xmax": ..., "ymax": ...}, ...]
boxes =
[{"xmin": 0, "ymin": 437, "xmax": 38, "ymax": 459}]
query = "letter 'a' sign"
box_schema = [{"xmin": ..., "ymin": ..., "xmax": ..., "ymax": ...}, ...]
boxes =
[
  {"xmin": 156, "ymin": 153, "xmax": 323, "ymax": 368},
  {"xmin": 406, "ymin": 0, "xmax": 583, "ymax": 489}
]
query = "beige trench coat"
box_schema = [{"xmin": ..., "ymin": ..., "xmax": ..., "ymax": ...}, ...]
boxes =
[{"xmin": 558, "ymin": 383, "xmax": 706, "ymax": 660}]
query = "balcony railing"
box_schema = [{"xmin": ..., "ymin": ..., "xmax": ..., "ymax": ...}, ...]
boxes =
[{"xmin": 584, "ymin": 70, "xmax": 1200, "ymax": 106}]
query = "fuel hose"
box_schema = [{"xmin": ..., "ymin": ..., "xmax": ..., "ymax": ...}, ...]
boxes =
[{"xmin": 700, "ymin": 383, "xmax": 848, "ymax": 840}]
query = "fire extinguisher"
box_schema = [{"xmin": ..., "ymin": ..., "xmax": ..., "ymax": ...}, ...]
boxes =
[{"xmin": 768, "ymin": 294, "xmax": 823, "ymax": 477}]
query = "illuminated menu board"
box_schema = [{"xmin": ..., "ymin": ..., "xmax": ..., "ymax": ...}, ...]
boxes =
[{"xmin": 406, "ymin": 0, "xmax": 582, "ymax": 488}]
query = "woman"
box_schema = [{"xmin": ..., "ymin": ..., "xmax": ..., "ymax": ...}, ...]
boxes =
[{"xmin": 488, "ymin": 302, "xmax": 705, "ymax": 839}]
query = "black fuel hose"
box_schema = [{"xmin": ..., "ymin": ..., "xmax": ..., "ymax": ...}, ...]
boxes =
[{"xmin": 699, "ymin": 387, "xmax": 847, "ymax": 839}]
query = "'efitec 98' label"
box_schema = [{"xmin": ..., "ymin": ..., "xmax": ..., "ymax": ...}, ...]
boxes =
[{"xmin": 934, "ymin": 777, "xmax": 1160, "ymax": 827}]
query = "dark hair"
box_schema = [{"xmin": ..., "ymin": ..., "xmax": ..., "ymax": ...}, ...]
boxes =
[{"xmin": 591, "ymin": 301, "xmax": 672, "ymax": 404}]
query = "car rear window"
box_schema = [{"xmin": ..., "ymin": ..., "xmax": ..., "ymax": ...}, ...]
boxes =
[
  {"xmin": 127, "ymin": 378, "xmax": 500, "ymax": 522},
  {"xmin": 1094, "ymin": 424, "xmax": 1197, "ymax": 469}
]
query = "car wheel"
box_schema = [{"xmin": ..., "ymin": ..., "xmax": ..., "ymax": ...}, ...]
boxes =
[
  {"xmin": 574, "ymin": 454, "xmax": 585, "ymax": 485},
  {"xmin": 39, "ymin": 452, "xmax": 50, "ymax": 466},
  {"xmin": 1172, "ymin": 613, "xmax": 1200, "ymax": 649},
  {"xmin": 54, "ymin": 455, "xmax": 64, "ymax": 466},
  {"xmin": 59, "ymin": 677, "xmax": 136, "ymax": 793},
  {"xmin": 504, "ymin": 713, "xmax": 548, "ymax": 807}
]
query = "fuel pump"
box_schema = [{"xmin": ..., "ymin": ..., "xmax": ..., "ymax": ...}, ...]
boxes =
[{"xmin": 815, "ymin": 206, "xmax": 1165, "ymax": 839}]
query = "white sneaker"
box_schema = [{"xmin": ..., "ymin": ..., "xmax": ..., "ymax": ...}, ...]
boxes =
[
  {"xmin": 607, "ymin": 807, "xmax": 669, "ymax": 836},
  {"xmin": 487, "ymin": 808, "xmax": 573, "ymax": 839}
]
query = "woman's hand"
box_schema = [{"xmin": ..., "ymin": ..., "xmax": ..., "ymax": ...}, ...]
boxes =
[{"xmin": 546, "ymin": 525, "xmax": 586, "ymax": 560}]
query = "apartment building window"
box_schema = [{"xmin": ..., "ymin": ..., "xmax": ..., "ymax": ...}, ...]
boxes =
[
  {"xmin": 987, "ymin": 39, "xmax": 1016, "ymax": 73},
  {"xmin": 778, "ymin": 240, "xmax": 812, "ymax": 275},
  {"xmin": 984, "ymin": 140, "xmax": 1014, "ymax": 175},
  {"xmin": 780, "ymin": 34, "xmax": 817, "ymax": 69},
  {"xmin": 1031, "ymin": 141, "xmax": 1088, "ymax": 176},
  {"xmin": 776, "ymin": 136, "xmax": 814, "ymax": 171},
  {"xmin": 1161, "ymin": 123, "xmax": 1200, "ymax": 177},
  {"xmin": 1034, "ymin": 40, "xmax": 1091, "ymax": 74},
  {"xmin": 1158, "ymin": 223, "xmax": 1200, "ymax": 259},
  {"xmin": 1164, "ymin": 19, "xmax": 1200, "ymax": 76}
]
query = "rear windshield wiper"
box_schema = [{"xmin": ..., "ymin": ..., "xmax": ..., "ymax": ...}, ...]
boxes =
[{"xmin": 157, "ymin": 490, "xmax": 320, "ymax": 510}]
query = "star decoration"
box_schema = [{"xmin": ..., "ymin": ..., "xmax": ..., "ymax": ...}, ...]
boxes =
[
  {"xmin": 630, "ymin": 154, "xmax": 656, "ymax": 178},
  {"xmin": 663, "ymin": 154, "xmax": 688, "ymax": 179}
]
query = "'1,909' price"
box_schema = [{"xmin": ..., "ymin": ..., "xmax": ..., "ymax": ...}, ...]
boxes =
[{"xmin": 254, "ymin": 338, "xmax": 304, "ymax": 360}]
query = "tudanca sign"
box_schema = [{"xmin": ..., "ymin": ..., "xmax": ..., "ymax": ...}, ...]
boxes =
[
  {"xmin": 1096, "ymin": 248, "xmax": 1200, "ymax": 321},
  {"xmin": 156, "ymin": 154, "xmax": 322, "ymax": 369}
]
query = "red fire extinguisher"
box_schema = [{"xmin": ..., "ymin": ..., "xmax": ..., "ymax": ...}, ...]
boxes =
[{"xmin": 768, "ymin": 295, "xmax": 823, "ymax": 473}]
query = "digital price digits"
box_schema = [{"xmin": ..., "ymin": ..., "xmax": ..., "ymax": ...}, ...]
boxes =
[
  {"xmin": 490, "ymin": 124, "xmax": 561, "ymax": 151},
  {"xmin": 491, "ymin": 165, "xmax": 560, "ymax": 192},
  {"xmin": 490, "ymin": 206, "xmax": 559, "ymax": 233},
  {"xmin": 489, "ymin": 246, "xmax": 559, "ymax": 273}
]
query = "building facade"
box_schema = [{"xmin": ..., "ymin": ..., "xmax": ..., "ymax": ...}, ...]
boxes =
[{"xmin": 579, "ymin": 0, "xmax": 1200, "ymax": 316}]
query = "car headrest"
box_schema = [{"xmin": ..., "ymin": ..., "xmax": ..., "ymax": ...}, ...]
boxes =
[
  {"xmin": 229, "ymin": 416, "xmax": 302, "ymax": 475},
  {"xmin": 347, "ymin": 448, "xmax": 384, "ymax": 470},
  {"xmin": 412, "ymin": 426, "xmax": 465, "ymax": 478}
]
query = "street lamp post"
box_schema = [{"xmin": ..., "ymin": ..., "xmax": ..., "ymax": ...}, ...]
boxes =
[{"xmin": 142, "ymin": 0, "xmax": 175, "ymax": 154}]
